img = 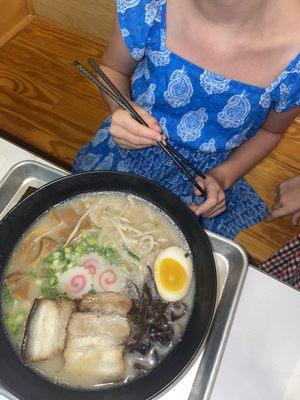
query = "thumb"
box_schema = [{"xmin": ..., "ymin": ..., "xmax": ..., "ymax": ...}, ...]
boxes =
[
  {"xmin": 292, "ymin": 211, "xmax": 300, "ymax": 225},
  {"xmin": 266, "ymin": 206, "xmax": 289, "ymax": 222},
  {"xmin": 194, "ymin": 178, "xmax": 205, "ymax": 197}
]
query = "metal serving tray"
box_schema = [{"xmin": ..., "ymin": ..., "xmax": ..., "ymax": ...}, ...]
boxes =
[
  {"xmin": 0, "ymin": 160, "xmax": 248, "ymax": 400},
  {"xmin": 0, "ymin": 161, "xmax": 66, "ymax": 220},
  {"xmin": 188, "ymin": 233, "xmax": 247, "ymax": 400}
]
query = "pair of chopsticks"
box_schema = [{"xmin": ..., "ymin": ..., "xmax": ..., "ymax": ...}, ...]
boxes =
[{"xmin": 73, "ymin": 58, "xmax": 206, "ymax": 195}]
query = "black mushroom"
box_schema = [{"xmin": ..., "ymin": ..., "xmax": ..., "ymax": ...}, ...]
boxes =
[
  {"xmin": 169, "ymin": 301, "xmax": 187, "ymax": 322},
  {"xmin": 127, "ymin": 269, "xmax": 187, "ymax": 363}
]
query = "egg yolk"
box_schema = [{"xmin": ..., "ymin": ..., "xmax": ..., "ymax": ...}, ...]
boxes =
[{"xmin": 158, "ymin": 258, "xmax": 187, "ymax": 292}]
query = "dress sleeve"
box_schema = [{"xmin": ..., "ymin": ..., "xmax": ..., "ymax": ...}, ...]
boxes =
[
  {"xmin": 117, "ymin": 0, "xmax": 159, "ymax": 61},
  {"xmin": 272, "ymin": 61, "xmax": 300, "ymax": 112}
]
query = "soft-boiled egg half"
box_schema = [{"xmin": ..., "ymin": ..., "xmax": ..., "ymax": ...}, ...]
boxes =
[{"xmin": 154, "ymin": 246, "xmax": 192, "ymax": 302}]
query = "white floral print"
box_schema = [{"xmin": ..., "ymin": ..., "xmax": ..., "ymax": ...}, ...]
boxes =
[
  {"xmin": 146, "ymin": 48, "xmax": 171, "ymax": 66},
  {"xmin": 136, "ymin": 83, "xmax": 156, "ymax": 113},
  {"xmin": 159, "ymin": 117, "xmax": 169, "ymax": 138},
  {"xmin": 199, "ymin": 138, "xmax": 216, "ymax": 152},
  {"xmin": 117, "ymin": 0, "xmax": 140, "ymax": 14},
  {"xmin": 259, "ymin": 91, "xmax": 272, "ymax": 109},
  {"xmin": 274, "ymin": 83, "xmax": 292, "ymax": 112},
  {"xmin": 177, "ymin": 108, "xmax": 208, "ymax": 142},
  {"xmin": 199, "ymin": 71, "xmax": 230, "ymax": 95},
  {"xmin": 225, "ymin": 127, "xmax": 250, "ymax": 150},
  {"xmin": 91, "ymin": 127, "xmax": 109, "ymax": 147},
  {"xmin": 131, "ymin": 47, "xmax": 145, "ymax": 60},
  {"xmin": 145, "ymin": 0, "xmax": 165, "ymax": 26},
  {"xmin": 217, "ymin": 92, "xmax": 251, "ymax": 128},
  {"xmin": 121, "ymin": 28, "xmax": 130, "ymax": 37},
  {"xmin": 132, "ymin": 58, "xmax": 150, "ymax": 82},
  {"xmin": 96, "ymin": 152, "xmax": 114, "ymax": 170},
  {"xmin": 164, "ymin": 67, "xmax": 194, "ymax": 108}
]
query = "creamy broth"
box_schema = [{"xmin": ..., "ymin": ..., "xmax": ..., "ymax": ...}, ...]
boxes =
[{"xmin": 1, "ymin": 193, "xmax": 195, "ymax": 389}]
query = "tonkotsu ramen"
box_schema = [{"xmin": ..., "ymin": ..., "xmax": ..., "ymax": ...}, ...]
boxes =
[{"xmin": 1, "ymin": 193, "xmax": 194, "ymax": 388}]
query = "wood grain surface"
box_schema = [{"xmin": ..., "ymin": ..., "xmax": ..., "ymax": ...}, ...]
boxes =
[
  {"xmin": 33, "ymin": 0, "xmax": 115, "ymax": 41},
  {"xmin": 0, "ymin": 17, "xmax": 109, "ymax": 167},
  {"xmin": 0, "ymin": 0, "xmax": 34, "ymax": 47},
  {"xmin": 0, "ymin": 16, "xmax": 299, "ymax": 262}
]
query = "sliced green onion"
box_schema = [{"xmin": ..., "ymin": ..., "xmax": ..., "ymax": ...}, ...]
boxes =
[
  {"xmin": 41, "ymin": 286, "xmax": 59, "ymax": 299},
  {"xmin": 127, "ymin": 250, "xmax": 140, "ymax": 261},
  {"xmin": 2, "ymin": 284, "xmax": 13, "ymax": 306},
  {"xmin": 53, "ymin": 251, "xmax": 62, "ymax": 260},
  {"xmin": 88, "ymin": 285, "xmax": 97, "ymax": 295},
  {"xmin": 63, "ymin": 246, "xmax": 73, "ymax": 256},
  {"xmin": 5, "ymin": 312, "xmax": 26, "ymax": 336},
  {"xmin": 74, "ymin": 245, "xmax": 85, "ymax": 255},
  {"xmin": 44, "ymin": 255, "xmax": 54, "ymax": 267},
  {"xmin": 49, "ymin": 277, "xmax": 58, "ymax": 286}
]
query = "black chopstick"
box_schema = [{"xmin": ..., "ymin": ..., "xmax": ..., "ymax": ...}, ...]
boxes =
[
  {"xmin": 73, "ymin": 61, "xmax": 128, "ymax": 110},
  {"xmin": 73, "ymin": 60, "xmax": 206, "ymax": 196},
  {"xmin": 87, "ymin": 58, "xmax": 206, "ymax": 181}
]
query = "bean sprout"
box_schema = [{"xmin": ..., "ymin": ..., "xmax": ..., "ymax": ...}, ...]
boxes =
[
  {"xmin": 112, "ymin": 219, "xmax": 129, "ymax": 246},
  {"xmin": 120, "ymin": 217, "xmax": 130, "ymax": 223},
  {"xmin": 64, "ymin": 208, "xmax": 92, "ymax": 246}
]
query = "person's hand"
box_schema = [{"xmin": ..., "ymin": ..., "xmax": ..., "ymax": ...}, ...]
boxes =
[
  {"xmin": 266, "ymin": 175, "xmax": 300, "ymax": 225},
  {"xmin": 110, "ymin": 102, "xmax": 163, "ymax": 149},
  {"xmin": 188, "ymin": 173, "xmax": 226, "ymax": 218}
]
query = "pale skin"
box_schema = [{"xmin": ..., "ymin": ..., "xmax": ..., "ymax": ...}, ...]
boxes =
[
  {"xmin": 267, "ymin": 175, "xmax": 300, "ymax": 225},
  {"xmin": 100, "ymin": 0, "xmax": 300, "ymax": 218}
]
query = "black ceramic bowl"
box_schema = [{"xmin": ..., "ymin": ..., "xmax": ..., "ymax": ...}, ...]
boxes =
[{"xmin": 0, "ymin": 171, "xmax": 216, "ymax": 400}]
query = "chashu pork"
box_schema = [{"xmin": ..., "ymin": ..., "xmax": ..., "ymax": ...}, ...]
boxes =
[
  {"xmin": 78, "ymin": 292, "xmax": 133, "ymax": 316},
  {"xmin": 63, "ymin": 312, "xmax": 131, "ymax": 382},
  {"xmin": 64, "ymin": 345, "xmax": 126, "ymax": 382},
  {"xmin": 22, "ymin": 298, "xmax": 75, "ymax": 362},
  {"xmin": 66, "ymin": 312, "xmax": 131, "ymax": 343}
]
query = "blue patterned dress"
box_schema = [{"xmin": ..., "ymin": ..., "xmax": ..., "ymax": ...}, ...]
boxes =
[{"xmin": 73, "ymin": 0, "xmax": 300, "ymax": 239}]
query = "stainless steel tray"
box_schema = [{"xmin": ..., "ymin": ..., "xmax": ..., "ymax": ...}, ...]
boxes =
[
  {"xmin": 0, "ymin": 160, "xmax": 67, "ymax": 220},
  {"xmin": 188, "ymin": 232, "xmax": 247, "ymax": 400},
  {"xmin": 0, "ymin": 160, "xmax": 248, "ymax": 400}
]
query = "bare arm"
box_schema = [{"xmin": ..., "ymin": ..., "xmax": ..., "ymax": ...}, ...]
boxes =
[
  {"xmin": 98, "ymin": 17, "xmax": 162, "ymax": 148},
  {"xmin": 209, "ymin": 107, "xmax": 300, "ymax": 189},
  {"xmin": 100, "ymin": 17, "xmax": 139, "ymax": 112},
  {"xmin": 191, "ymin": 107, "xmax": 300, "ymax": 217}
]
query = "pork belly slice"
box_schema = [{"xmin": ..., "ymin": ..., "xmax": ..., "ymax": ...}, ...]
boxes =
[
  {"xmin": 78, "ymin": 292, "xmax": 133, "ymax": 316},
  {"xmin": 57, "ymin": 298, "xmax": 77, "ymax": 350},
  {"xmin": 64, "ymin": 345, "xmax": 125, "ymax": 383},
  {"xmin": 67, "ymin": 312, "xmax": 131, "ymax": 345},
  {"xmin": 63, "ymin": 333, "xmax": 130, "ymax": 358},
  {"xmin": 22, "ymin": 298, "xmax": 75, "ymax": 362},
  {"xmin": 63, "ymin": 312, "xmax": 131, "ymax": 383}
]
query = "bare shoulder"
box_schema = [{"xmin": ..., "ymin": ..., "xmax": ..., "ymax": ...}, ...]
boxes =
[{"xmin": 101, "ymin": 17, "xmax": 139, "ymax": 76}]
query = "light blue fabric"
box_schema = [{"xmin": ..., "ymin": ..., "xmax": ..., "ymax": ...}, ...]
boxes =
[{"xmin": 73, "ymin": 0, "xmax": 300, "ymax": 239}]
